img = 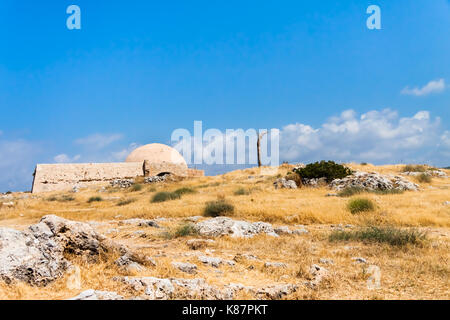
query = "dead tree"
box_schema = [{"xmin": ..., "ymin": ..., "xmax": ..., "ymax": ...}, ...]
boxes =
[{"xmin": 257, "ymin": 131, "xmax": 267, "ymax": 167}]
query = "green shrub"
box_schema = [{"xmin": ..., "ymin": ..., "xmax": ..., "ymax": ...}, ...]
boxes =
[
  {"xmin": 347, "ymin": 198, "xmax": 375, "ymax": 214},
  {"xmin": 87, "ymin": 196, "xmax": 103, "ymax": 203},
  {"xmin": 174, "ymin": 223, "xmax": 197, "ymax": 237},
  {"xmin": 293, "ymin": 160, "xmax": 353, "ymax": 183},
  {"xmin": 204, "ymin": 200, "xmax": 235, "ymax": 217},
  {"xmin": 151, "ymin": 191, "xmax": 181, "ymax": 203},
  {"xmin": 337, "ymin": 187, "xmax": 365, "ymax": 197},
  {"xmin": 130, "ymin": 184, "xmax": 143, "ymax": 192},
  {"xmin": 338, "ymin": 187, "xmax": 404, "ymax": 197},
  {"xmin": 402, "ymin": 165, "xmax": 426, "ymax": 172},
  {"xmin": 117, "ymin": 198, "xmax": 136, "ymax": 206},
  {"xmin": 173, "ymin": 187, "xmax": 196, "ymax": 196},
  {"xmin": 234, "ymin": 188, "xmax": 250, "ymax": 196},
  {"xmin": 415, "ymin": 173, "xmax": 432, "ymax": 183},
  {"xmin": 360, "ymin": 162, "xmax": 368, "ymax": 165},
  {"xmin": 47, "ymin": 195, "xmax": 76, "ymax": 202},
  {"xmin": 47, "ymin": 196, "xmax": 58, "ymax": 202},
  {"xmin": 329, "ymin": 226, "xmax": 427, "ymax": 246}
]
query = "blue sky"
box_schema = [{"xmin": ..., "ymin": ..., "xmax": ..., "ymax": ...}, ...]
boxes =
[{"xmin": 0, "ymin": 0, "xmax": 449, "ymax": 192}]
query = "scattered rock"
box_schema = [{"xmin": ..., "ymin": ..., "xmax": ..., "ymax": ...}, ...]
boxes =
[
  {"xmin": 66, "ymin": 265, "xmax": 82, "ymax": 290},
  {"xmin": 330, "ymin": 171, "xmax": 419, "ymax": 191},
  {"xmin": 234, "ymin": 253, "xmax": 259, "ymax": 262},
  {"xmin": 352, "ymin": 257, "xmax": 367, "ymax": 264},
  {"xmin": 110, "ymin": 179, "xmax": 134, "ymax": 188},
  {"xmin": 254, "ymin": 284, "xmax": 297, "ymax": 299},
  {"xmin": 144, "ymin": 176, "xmax": 167, "ymax": 183},
  {"xmin": 326, "ymin": 193, "xmax": 338, "ymax": 197},
  {"xmin": 198, "ymin": 256, "xmax": 235, "ymax": 268},
  {"xmin": 68, "ymin": 289, "xmax": 124, "ymax": 300},
  {"xmin": 443, "ymin": 201, "xmax": 450, "ymax": 206},
  {"xmin": 274, "ymin": 178, "xmax": 297, "ymax": 189},
  {"xmin": 72, "ymin": 186, "xmax": 79, "ymax": 193},
  {"xmin": 306, "ymin": 264, "xmax": 329, "ymax": 289},
  {"xmin": 264, "ymin": 262, "xmax": 287, "ymax": 268},
  {"xmin": 274, "ymin": 226, "xmax": 292, "ymax": 235},
  {"xmin": 172, "ymin": 262, "xmax": 198, "ymax": 274},
  {"xmin": 115, "ymin": 254, "xmax": 145, "ymax": 273},
  {"xmin": 186, "ymin": 239, "xmax": 215, "ymax": 250},
  {"xmin": 194, "ymin": 217, "xmax": 279, "ymax": 238},
  {"xmin": 185, "ymin": 216, "xmax": 202, "ymax": 222},
  {"xmin": 303, "ymin": 177, "xmax": 327, "ymax": 187},
  {"xmin": 118, "ymin": 218, "xmax": 159, "ymax": 228},
  {"xmin": 293, "ymin": 228, "xmax": 308, "ymax": 235},
  {"xmin": 1, "ymin": 201, "xmax": 14, "ymax": 207},
  {"xmin": 319, "ymin": 258, "xmax": 334, "ymax": 265},
  {"xmin": 119, "ymin": 276, "xmax": 233, "ymax": 300}
]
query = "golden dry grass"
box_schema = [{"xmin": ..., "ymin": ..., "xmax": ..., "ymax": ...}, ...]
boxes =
[{"xmin": 0, "ymin": 164, "xmax": 449, "ymax": 300}]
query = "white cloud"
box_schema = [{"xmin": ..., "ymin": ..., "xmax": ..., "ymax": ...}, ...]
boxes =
[
  {"xmin": 279, "ymin": 109, "xmax": 447, "ymax": 165},
  {"xmin": 53, "ymin": 154, "xmax": 81, "ymax": 163},
  {"xmin": 401, "ymin": 78, "xmax": 446, "ymax": 96},
  {"xmin": 75, "ymin": 133, "xmax": 123, "ymax": 149}
]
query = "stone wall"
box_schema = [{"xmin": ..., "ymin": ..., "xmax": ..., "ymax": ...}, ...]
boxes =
[
  {"xmin": 32, "ymin": 163, "xmax": 143, "ymax": 193},
  {"xmin": 32, "ymin": 162, "xmax": 204, "ymax": 193}
]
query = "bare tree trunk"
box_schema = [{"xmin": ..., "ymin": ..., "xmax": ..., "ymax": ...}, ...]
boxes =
[{"xmin": 257, "ymin": 132, "xmax": 267, "ymax": 167}]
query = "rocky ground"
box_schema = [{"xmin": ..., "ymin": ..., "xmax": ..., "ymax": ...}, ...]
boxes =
[{"xmin": 0, "ymin": 163, "xmax": 449, "ymax": 300}]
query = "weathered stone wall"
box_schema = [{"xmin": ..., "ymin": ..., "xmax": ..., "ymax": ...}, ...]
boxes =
[
  {"xmin": 32, "ymin": 163, "xmax": 144, "ymax": 193},
  {"xmin": 32, "ymin": 161, "xmax": 204, "ymax": 193}
]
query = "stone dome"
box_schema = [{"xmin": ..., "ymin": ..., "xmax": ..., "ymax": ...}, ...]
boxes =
[{"xmin": 125, "ymin": 143, "xmax": 187, "ymax": 168}]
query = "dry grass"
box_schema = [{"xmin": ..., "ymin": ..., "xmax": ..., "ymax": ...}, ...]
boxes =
[{"xmin": 0, "ymin": 164, "xmax": 449, "ymax": 299}]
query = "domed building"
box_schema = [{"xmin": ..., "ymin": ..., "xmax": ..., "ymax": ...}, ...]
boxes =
[
  {"xmin": 31, "ymin": 143, "xmax": 203, "ymax": 193},
  {"xmin": 125, "ymin": 143, "xmax": 188, "ymax": 177}
]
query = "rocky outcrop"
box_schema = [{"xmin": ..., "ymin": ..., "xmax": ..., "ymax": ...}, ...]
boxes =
[
  {"xmin": 110, "ymin": 179, "xmax": 135, "ymax": 188},
  {"xmin": 273, "ymin": 178, "xmax": 297, "ymax": 189},
  {"xmin": 194, "ymin": 217, "xmax": 278, "ymax": 238},
  {"xmin": 0, "ymin": 215, "xmax": 148, "ymax": 286},
  {"xmin": 118, "ymin": 276, "xmax": 297, "ymax": 300},
  {"xmin": 330, "ymin": 171, "xmax": 419, "ymax": 191},
  {"xmin": 172, "ymin": 262, "xmax": 198, "ymax": 274}
]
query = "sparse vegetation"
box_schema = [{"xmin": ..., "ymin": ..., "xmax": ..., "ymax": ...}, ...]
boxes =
[
  {"xmin": 234, "ymin": 187, "xmax": 250, "ymax": 196},
  {"xmin": 293, "ymin": 160, "xmax": 353, "ymax": 183},
  {"xmin": 117, "ymin": 198, "xmax": 136, "ymax": 206},
  {"xmin": 173, "ymin": 187, "xmax": 196, "ymax": 196},
  {"xmin": 161, "ymin": 223, "xmax": 197, "ymax": 239},
  {"xmin": 130, "ymin": 184, "xmax": 143, "ymax": 192},
  {"xmin": 151, "ymin": 191, "xmax": 181, "ymax": 203},
  {"xmin": 415, "ymin": 173, "xmax": 432, "ymax": 183},
  {"xmin": 329, "ymin": 226, "xmax": 427, "ymax": 246},
  {"xmin": 338, "ymin": 187, "xmax": 404, "ymax": 197},
  {"xmin": 47, "ymin": 195, "xmax": 75, "ymax": 202},
  {"xmin": 87, "ymin": 196, "xmax": 103, "ymax": 203},
  {"xmin": 402, "ymin": 164, "xmax": 427, "ymax": 172},
  {"xmin": 347, "ymin": 198, "xmax": 375, "ymax": 214},
  {"xmin": 204, "ymin": 199, "xmax": 235, "ymax": 217}
]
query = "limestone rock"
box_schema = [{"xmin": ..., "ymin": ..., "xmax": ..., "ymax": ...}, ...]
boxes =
[
  {"xmin": 68, "ymin": 289, "xmax": 124, "ymax": 300},
  {"xmin": 330, "ymin": 171, "xmax": 419, "ymax": 191},
  {"xmin": 66, "ymin": 265, "xmax": 82, "ymax": 290},
  {"xmin": 119, "ymin": 218, "xmax": 159, "ymax": 228},
  {"xmin": 198, "ymin": 256, "xmax": 235, "ymax": 268},
  {"xmin": 194, "ymin": 217, "xmax": 278, "ymax": 238},
  {"xmin": 254, "ymin": 284, "xmax": 297, "ymax": 299},
  {"xmin": 264, "ymin": 262, "xmax": 287, "ymax": 268},
  {"xmin": 0, "ymin": 215, "xmax": 147, "ymax": 286},
  {"xmin": 352, "ymin": 257, "xmax": 367, "ymax": 264},
  {"xmin": 172, "ymin": 262, "xmax": 198, "ymax": 274},
  {"xmin": 274, "ymin": 178, "xmax": 297, "ymax": 189},
  {"xmin": 306, "ymin": 264, "xmax": 329, "ymax": 289}
]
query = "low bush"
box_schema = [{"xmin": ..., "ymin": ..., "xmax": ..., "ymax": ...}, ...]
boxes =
[
  {"xmin": 347, "ymin": 198, "xmax": 375, "ymax": 214},
  {"xmin": 234, "ymin": 188, "xmax": 250, "ymax": 196},
  {"xmin": 293, "ymin": 160, "xmax": 353, "ymax": 183},
  {"xmin": 338, "ymin": 187, "xmax": 404, "ymax": 197},
  {"xmin": 151, "ymin": 191, "xmax": 181, "ymax": 203},
  {"xmin": 87, "ymin": 196, "xmax": 103, "ymax": 203},
  {"xmin": 402, "ymin": 165, "xmax": 427, "ymax": 172},
  {"xmin": 415, "ymin": 173, "xmax": 432, "ymax": 183},
  {"xmin": 173, "ymin": 187, "xmax": 196, "ymax": 196},
  {"xmin": 329, "ymin": 226, "xmax": 427, "ymax": 246},
  {"xmin": 117, "ymin": 198, "xmax": 136, "ymax": 206},
  {"xmin": 204, "ymin": 200, "xmax": 235, "ymax": 217},
  {"xmin": 130, "ymin": 184, "xmax": 143, "ymax": 192}
]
